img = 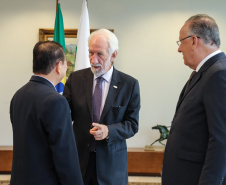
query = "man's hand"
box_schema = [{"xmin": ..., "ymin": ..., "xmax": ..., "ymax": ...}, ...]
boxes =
[{"xmin": 90, "ymin": 123, "xmax": 109, "ymax": 140}]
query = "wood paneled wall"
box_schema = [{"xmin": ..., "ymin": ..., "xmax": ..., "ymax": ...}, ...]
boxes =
[{"xmin": 0, "ymin": 147, "xmax": 164, "ymax": 175}]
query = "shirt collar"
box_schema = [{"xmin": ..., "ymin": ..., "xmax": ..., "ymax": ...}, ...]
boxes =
[
  {"xmin": 94, "ymin": 66, "xmax": 113, "ymax": 83},
  {"xmin": 196, "ymin": 50, "xmax": 221, "ymax": 72}
]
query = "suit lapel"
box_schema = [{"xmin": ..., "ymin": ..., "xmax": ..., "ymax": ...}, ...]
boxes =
[
  {"xmin": 83, "ymin": 69, "xmax": 94, "ymax": 118},
  {"xmin": 176, "ymin": 73, "xmax": 201, "ymax": 111},
  {"xmin": 176, "ymin": 83, "xmax": 187, "ymax": 111},
  {"xmin": 176, "ymin": 52, "xmax": 226, "ymax": 111},
  {"xmin": 100, "ymin": 68, "xmax": 121, "ymax": 122},
  {"xmin": 183, "ymin": 72, "xmax": 201, "ymax": 96}
]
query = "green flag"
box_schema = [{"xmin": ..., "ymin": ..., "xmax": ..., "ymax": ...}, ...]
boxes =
[{"xmin": 54, "ymin": 3, "xmax": 66, "ymax": 93}]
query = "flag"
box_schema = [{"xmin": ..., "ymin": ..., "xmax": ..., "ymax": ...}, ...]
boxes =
[
  {"xmin": 74, "ymin": 0, "xmax": 91, "ymax": 71},
  {"xmin": 54, "ymin": 2, "xmax": 66, "ymax": 94}
]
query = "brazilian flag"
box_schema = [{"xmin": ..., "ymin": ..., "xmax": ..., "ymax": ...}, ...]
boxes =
[{"xmin": 54, "ymin": 3, "xmax": 66, "ymax": 94}]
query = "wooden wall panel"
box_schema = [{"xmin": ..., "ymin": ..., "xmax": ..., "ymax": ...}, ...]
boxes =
[
  {"xmin": 0, "ymin": 146, "xmax": 13, "ymax": 173},
  {"xmin": 0, "ymin": 147, "xmax": 164, "ymax": 176},
  {"xmin": 127, "ymin": 148, "xmax": 164, "ymax": 176}
]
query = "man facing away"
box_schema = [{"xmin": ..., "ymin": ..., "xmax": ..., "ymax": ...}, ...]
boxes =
[
  {"xmin": 63, "ymin": 29, "xmax": 141, "ymax": 185},
  {"xmin": 10, "ymin": 41, "xmax": 83, "ymax": 185},
  {"xmin": 162, "ymin": 14, "xmax": 226, "ymax": 185}
]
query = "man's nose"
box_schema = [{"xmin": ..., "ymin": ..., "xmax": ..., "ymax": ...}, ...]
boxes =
[
  {"xmin": 90, "ymin": 54, "xmax": 98, "ymax": 64},
  {"xmin": 178, "ymin": 45, "xmax": 182, "ymax": 53}
]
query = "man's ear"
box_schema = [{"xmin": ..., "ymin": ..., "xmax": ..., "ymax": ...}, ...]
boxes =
[
  {"xmin": 55, "ymin": 61, "xmax": 62, "ymax": 74},
  {"xmin": 110, "ymin": 50, "xmax": 118, "ymax": 63},
  {"xmin": 192, "ymin": 36, "xmax": 199, "ymax": 50}
]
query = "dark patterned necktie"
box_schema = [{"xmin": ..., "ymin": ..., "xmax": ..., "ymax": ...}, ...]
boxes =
[
  {"xmin": 90, "ymin": 77, "xmax": 104, "ymax": 152},
  {"xmin": 184, "ymin": 71, "xmax": 196, "ymax": 94},
  {"xmin": 93, "ymin": 77, "xmax": 104, "ymax": 123}
]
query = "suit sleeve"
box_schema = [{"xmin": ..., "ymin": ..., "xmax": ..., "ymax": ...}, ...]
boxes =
[
  {"xmin": 63, "ymin": 73, "xmax": 74, "ymax": 121},
  {"xmin": 10, "ymin": 96, "xmax": 14, "ymax": 125},
  {"xmin": 42, "ymin": 96, "xmax": 83, "ymax": 185},
  {"xmin": 107, "ymin": 79, "xmax": 140, "ymax": 144},
  {"xmin": 200, "ymin": 70, "xmax": 226, "ymax": 184}
]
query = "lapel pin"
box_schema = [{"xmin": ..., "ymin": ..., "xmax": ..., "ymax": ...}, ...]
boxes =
[{"xmin": 113, "ymin": 85, "xmax": 117, "ymax": 89}]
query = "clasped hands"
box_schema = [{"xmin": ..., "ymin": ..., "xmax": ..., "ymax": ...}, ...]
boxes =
[{"xmin": 90, "ymin": 123, "xmax": 109, "ymax": 140}]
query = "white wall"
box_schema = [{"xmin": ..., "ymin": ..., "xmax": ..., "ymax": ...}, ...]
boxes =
[{"xmin": 1, "ymin": 0, "xmax": 226, "ymax": 147}]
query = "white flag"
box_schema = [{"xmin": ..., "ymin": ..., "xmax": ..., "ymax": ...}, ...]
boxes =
[{"xmin": 74, "ymin": 0, "xmax": 91, "ymax": 71}]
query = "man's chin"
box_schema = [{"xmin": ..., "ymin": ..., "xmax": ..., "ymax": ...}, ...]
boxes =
[{"xmin": 91, "ymin": 68, "xmax": 103, "ymax": 77}]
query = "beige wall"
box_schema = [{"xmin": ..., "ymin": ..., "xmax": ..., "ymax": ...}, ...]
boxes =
[{"xmin": 1, "ymin": 0, "xmax": 226, "ymax": 147}]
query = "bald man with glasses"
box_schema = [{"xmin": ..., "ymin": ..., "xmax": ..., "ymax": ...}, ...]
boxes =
[{"xmin": 162, "ymin": 14, "xmax": 226, "ymax": 185}]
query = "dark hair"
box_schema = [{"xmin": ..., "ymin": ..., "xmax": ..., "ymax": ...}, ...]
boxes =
[
  {"xmin": 33, "ymin": 41, "xmax": 65, "ymax": 75},
  {"xmin": 186, "ymin": 14, "xmax": 220, "ymax": 47}
]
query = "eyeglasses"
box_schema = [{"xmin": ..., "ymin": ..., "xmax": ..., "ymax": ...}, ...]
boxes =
[{"xmin": 176, "ymin": 35, "xmax": 200, "ymax": 46}]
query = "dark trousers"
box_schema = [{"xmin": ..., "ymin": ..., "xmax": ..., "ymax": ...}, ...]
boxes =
[{"xmin": 84, "ymin": 152, "xmax": 99, "ymax": 185}]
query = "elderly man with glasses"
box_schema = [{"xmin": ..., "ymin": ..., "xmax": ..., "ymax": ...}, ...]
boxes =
[{"xmin": 162, "ymin": 14, "xmax": 226, "ymax": 185}]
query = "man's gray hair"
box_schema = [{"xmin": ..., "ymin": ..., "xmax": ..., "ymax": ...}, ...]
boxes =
[
  {"xmin": 88, "ymin": 28, "xmax": 119, "ymax": 54},
  {"xmin": 186, "ymin": 14, "xmax": 220, "ymax": 47}
]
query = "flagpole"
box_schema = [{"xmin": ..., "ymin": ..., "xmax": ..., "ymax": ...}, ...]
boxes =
[{"xmin": 56, "ymin": 0, "xmax": 59, "ymax": 12}]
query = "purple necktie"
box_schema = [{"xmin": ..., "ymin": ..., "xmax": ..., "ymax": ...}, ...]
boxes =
[
  {"xmin": 90, "ymin": 77, "xmax": 104, "ymax": 152},
  {"xmin": 93, "ymin": 77, "xmax": 104, "ymax": 122}
]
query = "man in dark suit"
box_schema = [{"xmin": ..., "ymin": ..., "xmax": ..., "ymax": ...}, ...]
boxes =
[
  {"xmin": 162, "ymin": 14, "xmax": 226, "ymax": 185},
  {"xmin": 63, "ymin": 29, "xmax": 140, "ymax": 185},
  {"xmin": 10, "ymin": 41, "xmax": 83, "ymax": 185}
]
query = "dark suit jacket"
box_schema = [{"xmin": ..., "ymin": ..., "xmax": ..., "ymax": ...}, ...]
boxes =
[
  {"xmin": 63, "ymin": 67, "xmax": 140, "ymax": 185},
  {"xmin": 10, "ymin": 76, "xmax": 83, "ymax": 185},
  {"xmin": 162, "ymin": 52, "xmax": 226, "ymax": 185}
]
